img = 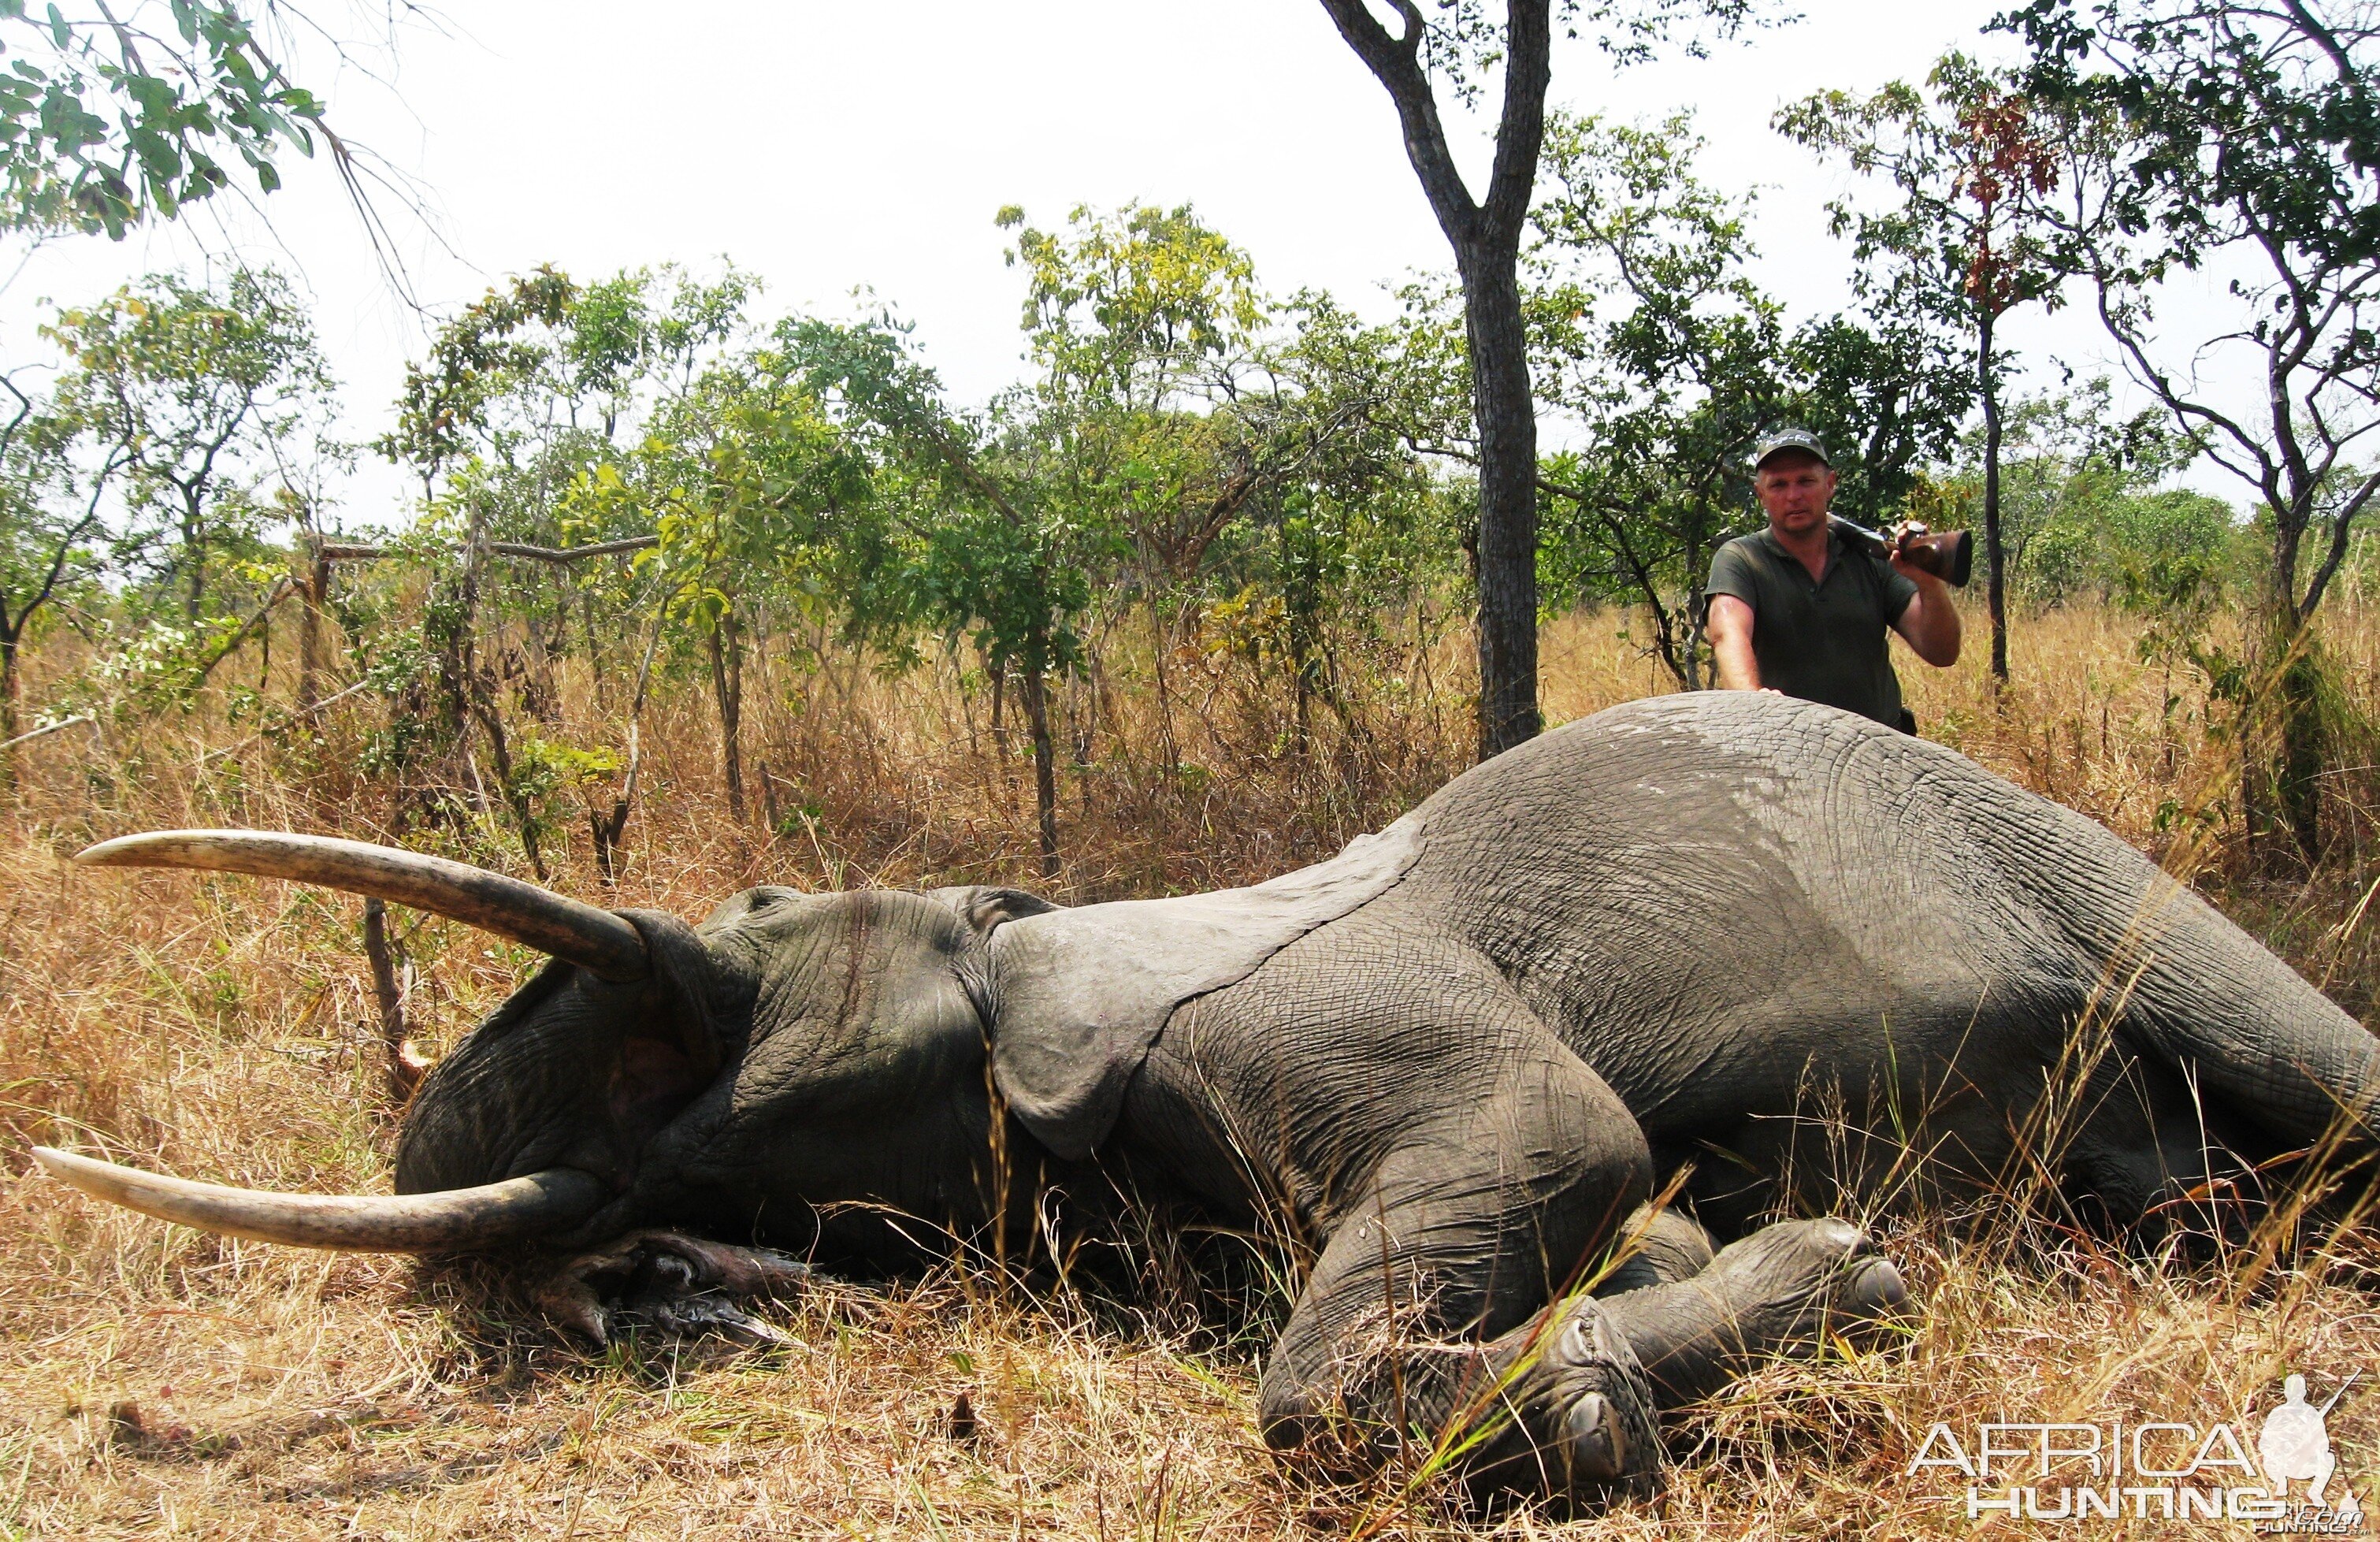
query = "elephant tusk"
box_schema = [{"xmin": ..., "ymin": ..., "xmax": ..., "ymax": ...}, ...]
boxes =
[
  {"xmin": 31, "ymin": 1146, "xmax": 609, "ymax": 1253},
  {"xmin": 75, "ymin": 830, "xmax": 649, "ymax": 983}
]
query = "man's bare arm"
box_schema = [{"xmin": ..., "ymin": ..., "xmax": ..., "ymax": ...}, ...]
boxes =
[
  {"xmin": 1707, "ymin": 593, "xmax": 1762, "ymax": 690},
  {"xmin": 1889, "ymin": 563, "xmax": 1962, "ymax": 667}
]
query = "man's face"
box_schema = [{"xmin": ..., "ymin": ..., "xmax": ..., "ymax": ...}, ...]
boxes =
[{"xmin": 1755, "ymin": 451, "xmax": 1838, "ymax": 536}]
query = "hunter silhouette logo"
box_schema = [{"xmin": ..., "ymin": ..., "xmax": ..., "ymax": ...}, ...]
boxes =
[
  {"xmin": 2256, "ymin": 1373, "xmax": 2362, "ymax": 1533},
  {"xmin": 1906, "ymin": 1369, "xmax": 2366, "ymax": 1529}
]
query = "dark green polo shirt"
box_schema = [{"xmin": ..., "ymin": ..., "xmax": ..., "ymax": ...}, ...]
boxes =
[{"xmin": 1705, "ymin": 526, "xmax": 1919, "ymax": 727}]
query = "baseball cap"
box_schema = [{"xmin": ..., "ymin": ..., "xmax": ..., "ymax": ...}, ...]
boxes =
[{"xmin": 1753, "ymin": 427, "xmax": 1831, "ymax": 470}]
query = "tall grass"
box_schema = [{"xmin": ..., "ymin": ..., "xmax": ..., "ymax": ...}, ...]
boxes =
[{"xmin": 2, "ymin": 596, "xmax": 2378, "ymax": 1537}]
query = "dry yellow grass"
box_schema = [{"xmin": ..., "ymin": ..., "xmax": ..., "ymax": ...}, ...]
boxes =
[{"xmin": 5, "ymin": 595, "xmax": 2380, "ymax": 1538}]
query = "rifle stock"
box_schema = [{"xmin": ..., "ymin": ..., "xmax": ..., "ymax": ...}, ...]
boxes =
[{"xmin": 1832, "ymin": 516, "xmax": 1973, "ymax": 588}]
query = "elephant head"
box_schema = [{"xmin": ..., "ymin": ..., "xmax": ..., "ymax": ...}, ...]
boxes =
[{"xmin": 34, "ymin": 831, "xmax": 1050, "ymax": 1258}]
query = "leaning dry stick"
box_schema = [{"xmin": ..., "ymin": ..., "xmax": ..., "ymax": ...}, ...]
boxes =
[
  {"xmin": 0, "ymin": 714, "xmax": 97, "ymax": 752},
  {"xmin": 362, "ymin": 896, "xmax": 429, "ymax": 1104}
]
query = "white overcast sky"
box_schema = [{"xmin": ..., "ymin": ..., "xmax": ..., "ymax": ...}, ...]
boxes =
[{"xmin": 6, "ymin": 0, "xmax": 2223, "ymax": 527}]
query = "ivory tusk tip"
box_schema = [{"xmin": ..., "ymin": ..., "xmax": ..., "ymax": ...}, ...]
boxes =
[
  {"xmin": 73, "ymin": 832, "xmax": 204, "ymax": 867},
  {"xmin": 33, "ymin": 1144, "xmax": 131, "ymax": 1193}
]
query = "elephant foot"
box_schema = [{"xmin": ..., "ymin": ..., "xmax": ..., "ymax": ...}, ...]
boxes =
[
  {"xmin": 533, "ymin": 1230, "xmax": 811, "ymax": 1347},
  {"xmin": 1721, "ymin": 1217, "xmax": 1910, "ymax": 1347},
  {"xmin": 1599, "ymin": 1217, "xmax": 1912, "ymax": 1407},
  {"xmin": 1471, "ymin": 1296, "xmax": 1665, "ymax": 1503}
]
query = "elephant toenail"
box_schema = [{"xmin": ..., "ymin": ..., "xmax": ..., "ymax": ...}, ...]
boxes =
[
  {"xmin": 1843, "ymin": 1255, "xmax": 1908, "ymax": 1318},
  {"xmin": 1562, "ymin": 1308, "xmax": 1609, "ymax": 1362},
  {"xmin": 1566, "ymin": 1392, "xmax": 1629, "ymax": 1483}
]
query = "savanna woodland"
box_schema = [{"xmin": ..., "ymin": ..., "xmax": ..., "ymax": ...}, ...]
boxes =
[{"xmin": 6, "ymin": 0, "xmax": 2380, "ymax": 1536}]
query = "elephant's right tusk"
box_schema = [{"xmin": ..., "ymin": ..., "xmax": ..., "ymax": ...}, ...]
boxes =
[
  {"xmin": 75, "ymin": 830, "xmax": 649, "ymax": 982},
  {"xmin": 32, "ymin": 1146, "xmax": 609, "ymax": 1253}
]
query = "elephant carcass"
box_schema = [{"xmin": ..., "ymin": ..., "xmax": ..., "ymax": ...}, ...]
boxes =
[{"xmin": 32, "ymin": 692, "xmax": 2380, "ymax": 1503}]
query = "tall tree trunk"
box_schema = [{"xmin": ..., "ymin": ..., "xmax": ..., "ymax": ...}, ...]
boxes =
[
  {"xmin": 296, "ymin": 542, "xmax": 330, "ymax": 714},
  {"xmin": 2256, "ymin": 515, "xmax": 2322, "ymax": 864},
  {"xmin": 1020, "ymin": 651, "xmax": 1059, "ymax": 882},
  {"xmin": 708, "ymin": 611, "xmax": 745, "ymax": 822},
  {"xmin": 988, "ymin": 654, "xmax": 1008, "ymax": 756},
  {"xmin": 1979, "ymin": 307, "xmax": 2011, "ymax": 685},
  {"xmin": 1319, "ymin": 0, "xmax": 1550, "ymax": 764},
  {"xmin": 1151, "ymin": 598, "xmax": 1181, "ymax": 777},
  {"xmin": 1461, "ymin": 245, "xmax": 1542, "ymax": 758},
  {"xmin": 0, "ymin": 630, "xmax": 19, "ymax": 790},
  {"xmin": 181, "ymin": 500, "xmax": 206, "ymax": 626},
  {"xmin": 2278, "ymin": 635, "xmax": 2322, "ymax": 864}
]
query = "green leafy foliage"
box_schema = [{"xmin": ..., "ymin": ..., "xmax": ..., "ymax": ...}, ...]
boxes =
[
  {"xmin": 0, "ymin": 0, "xmax": 325, "ymax": 237},
  {"xmin": 783, "ymin": 310, "xmax": 1094, "ymax": 686},
  {"xmin": 45, "ymin": 266, "xmax": 336, "ymax": 623}
]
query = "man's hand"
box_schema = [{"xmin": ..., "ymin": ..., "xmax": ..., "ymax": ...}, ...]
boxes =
[{"xmin": 1888, "ymin": 556, "xmax": 1962, "ymax": 667}]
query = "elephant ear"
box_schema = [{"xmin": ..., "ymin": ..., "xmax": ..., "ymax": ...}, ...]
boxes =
[
  {"xmin": 929, "ymin": 886, "xmax": 1060, "ymax": 937},
  {"xmin": 986, "ymin": 812, "xmax": 1427, "ymax": 1160}
]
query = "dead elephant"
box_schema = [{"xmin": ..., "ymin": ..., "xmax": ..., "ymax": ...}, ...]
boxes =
[{"xmin": 34, "ymin": 692, "xmax": 2380, "ymax": 1503}]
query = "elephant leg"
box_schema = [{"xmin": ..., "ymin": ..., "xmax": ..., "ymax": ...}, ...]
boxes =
[
  {"xmin": 1255, "ymin": 1044, "xmax": 1663, "ymax": 1500},
  {"xmin": 1594, "ymin": 1217, "xmax": 1910, "ymax": 1406},
  {"xmin": 2061, "ymin": 1041, "xmax": 2271, "ymax": 1243}
]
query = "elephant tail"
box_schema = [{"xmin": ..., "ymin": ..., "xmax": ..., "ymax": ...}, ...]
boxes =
[{"xmin": 2081, "ymin": 867, "xmax": 2379, "ymax": 1154}]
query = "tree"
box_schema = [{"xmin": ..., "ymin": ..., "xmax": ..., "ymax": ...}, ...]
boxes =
[
  {"xmin": 1951, "ymin": 377, "xmax": 2185, "ymax": 603},
  {"xmin": 997, "ymin": 203, "xmax": 1420, "ymax": 769},
  {"xmin": 377, "ymin": 266, "xmax": 581, "ymax": 505},
  {"xmin": 997, "ymin": 202, "xmax": 1264, "ymax": 766},
  {"xmin": 1784, "ymin": 307, "xmax": 1977, "ymax": 529},
  {"xmin": 1245, "ymin": 295, "xmax": 1461, "ymax": 752},
  {"xmin": 1316, "ymin": 0, "xmax": 1750, "ymax": 758},
  {"xmin": 2006, "ymin": 0, "xmax": 2380, "ymax": 860},
  {"xmin": 1530, "ymin": 111, "xmax": 1786, "ymax": 687},
  {"xmin": 576, "ymin": 347, "xmax": 884, "ymax": 825},
  {"xmin": 47, "ymin": 266, "xmax": 334, "ymax": 623},
  {"xmin": 787, "ymin": 314, "xmax": 1104, "ymax": 880},
  {"xmin": 1316, "ymin": 0, "xmax": 1549, "ymax": 759},
  {"xmin": 0, "ymin": 377, "xmax": 124, "ymax": 759},
  {"xmin": 373, "ymin": 263, "xmax": 756, "ymax": 871},
  {"xmin": 1778, "ymin": 56, "xmax": 2065, "ymax": 685}
]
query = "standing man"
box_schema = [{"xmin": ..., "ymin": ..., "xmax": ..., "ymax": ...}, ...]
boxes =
[{"xmin": 1705, "ymin": 429, "xmax": 1961, "ymax": 730}]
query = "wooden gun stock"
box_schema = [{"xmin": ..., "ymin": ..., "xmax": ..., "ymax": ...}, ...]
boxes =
[{"xmin": 1832, "ymin": 518, "xmax": 1973, "ymax": 588}]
